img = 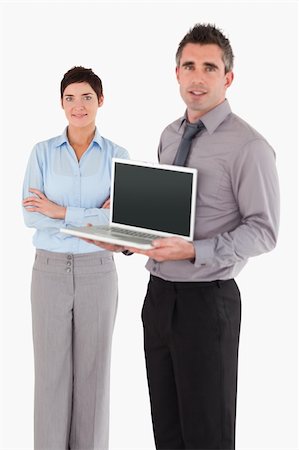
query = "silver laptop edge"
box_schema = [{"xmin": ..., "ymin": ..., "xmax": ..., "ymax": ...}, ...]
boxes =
[{"xmin": 110, "ymin": 158, "xmax": 198, "ymax": 241}]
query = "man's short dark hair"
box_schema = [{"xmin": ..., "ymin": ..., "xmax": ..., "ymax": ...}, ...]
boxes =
[
  {"xmin": 176, "ymin": 23, "xmax": 234, "ymax": 73},
  {"xmin": 60, "ymin": 66, "xmax": 103, "ymax": 100}
]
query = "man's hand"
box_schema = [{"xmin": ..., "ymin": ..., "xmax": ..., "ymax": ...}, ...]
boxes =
[
  {"xmin": 23, "ymin": 188, "xmax": 66, "ymax": 219},
  {"xmin": 126, "ymin": 237, "xmax": 195, "ymax": 262}
]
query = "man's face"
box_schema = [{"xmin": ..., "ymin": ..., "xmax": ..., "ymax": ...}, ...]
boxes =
[
  {"xmin": 176, "ymin": 43, "xmax": 233, "ymax": 122},
  {"xmin": 61, "ymin": 82, "xmax": 103, "ymax": 128}
]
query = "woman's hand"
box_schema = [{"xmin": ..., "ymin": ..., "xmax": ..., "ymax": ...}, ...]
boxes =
[
  {"xmin": 23, "ymin": 188, "xmax": 66, "ymax": 219},
  {"xmin": 102, "ymin": 198, "xmax": 111, "ymax": 209}
]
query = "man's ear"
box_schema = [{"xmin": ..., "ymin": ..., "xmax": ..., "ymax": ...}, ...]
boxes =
[
  {"xmin": 225, "ymin": 71, "xmax": 234, "ymax": 89},
  {"xmin": 175, "ymin": 66, "xmax": 180, "ymax": 84}
]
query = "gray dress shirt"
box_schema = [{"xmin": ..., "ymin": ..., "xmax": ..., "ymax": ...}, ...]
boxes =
[{"xmin": 146, "ymin": 100, "xmax": 280, "ymax": 281}]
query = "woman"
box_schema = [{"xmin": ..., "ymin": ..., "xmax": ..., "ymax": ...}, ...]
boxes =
[{"xmin": 22, "ymin": 66, "xmax": 129, "ymax": 449}]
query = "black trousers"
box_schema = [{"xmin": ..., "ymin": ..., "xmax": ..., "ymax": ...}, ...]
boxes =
[{"xmin": 142, "ymin": 275, "xmax": 241, "ymax": 450}]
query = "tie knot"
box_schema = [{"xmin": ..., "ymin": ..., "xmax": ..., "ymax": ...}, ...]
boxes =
[{"xmin": 183, "ymin": 120, "xmax": 204, "ymax": 141}]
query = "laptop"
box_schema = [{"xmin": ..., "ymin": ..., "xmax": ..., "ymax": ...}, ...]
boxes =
[{"xmin": 60, "ymin": 158, "xmax": 198, "ymax": 250}]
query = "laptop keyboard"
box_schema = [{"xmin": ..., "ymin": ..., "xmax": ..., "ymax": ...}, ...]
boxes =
[{"xmin": 90, "ymin": 225, "xmax": 160, "ymax": 241}]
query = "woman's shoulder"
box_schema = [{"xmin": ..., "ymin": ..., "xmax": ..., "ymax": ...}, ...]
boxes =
[
  {"xmin": 100, "ymin": 135, "xmax": 130, "ymax": 159},
  {"xmin": 30, "ymin": 134, "xmax": 65, "ymax": 159},
  {"xmin": 27, "ymin": 134, "xmax": 64, "ymax": 166},
  {"xmin": 34, "ymin": 133, "xmax": 64, "ymax": 149}
]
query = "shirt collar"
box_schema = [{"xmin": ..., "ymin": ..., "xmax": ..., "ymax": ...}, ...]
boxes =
[
  {"xmin": 179, "ymin": 99, "xmax": 232, "ymax": 135},
  {"xmin": 54, "ymin": 127, "xmax": 103, "ymax": 149}
]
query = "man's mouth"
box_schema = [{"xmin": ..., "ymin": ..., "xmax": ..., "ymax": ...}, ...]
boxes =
[{"xmin": 189, "ymin": 89, "xmax": 207, "ymax": 96}]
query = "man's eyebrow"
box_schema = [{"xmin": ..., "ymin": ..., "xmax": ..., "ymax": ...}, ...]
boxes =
[
  {"xmin": 203, "ymin": 62, "xmax": 219, "ymax": 70},
  {"xmin": 181, "ymin": 61, "xmax": 220, "ymax": 70},
  {"xmin": 181, "ymin": 61, "xmax": 195, "ymax": 67}
]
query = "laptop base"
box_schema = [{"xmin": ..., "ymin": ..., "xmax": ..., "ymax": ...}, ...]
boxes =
[{"xmin": 60, "ymin": 226, "xmax": 154, "ymax": 250}]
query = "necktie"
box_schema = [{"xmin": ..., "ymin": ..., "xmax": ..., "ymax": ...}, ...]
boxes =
[{"xmin": 173, "ymin": 120, "xmax": 205, "ymax": 166}]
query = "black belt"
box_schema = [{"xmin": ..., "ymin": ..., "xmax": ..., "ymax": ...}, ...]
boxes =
[{"xmin": 150, "ymin": 274, "xmax": 233, "ymax": 289}]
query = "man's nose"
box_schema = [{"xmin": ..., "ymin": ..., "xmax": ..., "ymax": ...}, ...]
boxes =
[{"xmin": 191, "ymin": 68, "xmax": 205, "ymax": 83}]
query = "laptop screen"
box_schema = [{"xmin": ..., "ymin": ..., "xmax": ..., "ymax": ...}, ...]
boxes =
[{"xmin": 111, "ymin": 159, "xmax": 197, "ymax": 238}]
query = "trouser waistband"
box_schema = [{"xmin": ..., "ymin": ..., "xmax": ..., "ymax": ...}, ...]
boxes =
[{"xmin": 150, "ymin": 274, "xmax": 233, "ymax": 289}]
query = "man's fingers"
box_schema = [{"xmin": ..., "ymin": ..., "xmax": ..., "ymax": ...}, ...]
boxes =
[{"xmin": 152, "ymin": 237, "xmax": 184, "ymax": 248}]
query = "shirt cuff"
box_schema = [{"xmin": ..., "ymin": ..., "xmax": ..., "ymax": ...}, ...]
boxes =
[
  {"xmin": 65, "ymin": 206, "xmax": 85, "ymax": 225},
  {"xmin": 193, "ymin": 238, "xmax": 216, "ymax": 267}
]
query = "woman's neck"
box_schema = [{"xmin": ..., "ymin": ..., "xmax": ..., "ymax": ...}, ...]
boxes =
[
  {"xmin": 67, "ymin": 124, "xmax": 96, "ymax": 160},
  {"xmin": 67, "ymin": 124, "xmax": 96, "ymax": 148}
]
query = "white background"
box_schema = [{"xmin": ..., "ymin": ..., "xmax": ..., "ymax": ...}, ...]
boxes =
[{"xmin": 0, "ymin": 1, "xmax": 298, "ymax": 449}]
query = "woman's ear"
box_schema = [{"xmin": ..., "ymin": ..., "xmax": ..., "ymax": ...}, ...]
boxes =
[{"xmin": 98, "ymin": 95, "xmax": 104, "ymax": 107}]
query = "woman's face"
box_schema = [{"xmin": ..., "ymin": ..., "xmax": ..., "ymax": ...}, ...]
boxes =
[{"xmin": 61, "ymin": 82, "xmax": 103, "ymax": 128}]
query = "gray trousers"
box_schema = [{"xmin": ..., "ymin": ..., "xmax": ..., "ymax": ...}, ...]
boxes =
[{"xmin": 31, "ymin": 249, "xmax": 118, "ymax": 450}]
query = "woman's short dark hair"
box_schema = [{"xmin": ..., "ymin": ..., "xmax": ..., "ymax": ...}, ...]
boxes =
[
  {"xmin": 176, "ymin": 23, "xmax": 234, "ymax": 73},
  {"xmin": 60, "ymin": 66, "xmax": 103, "ymax": 100}
]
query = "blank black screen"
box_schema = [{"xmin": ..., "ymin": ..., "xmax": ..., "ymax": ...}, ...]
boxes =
[{"xmin": 112, "ymin": 163, "xmax": 194, "ymax": 236}]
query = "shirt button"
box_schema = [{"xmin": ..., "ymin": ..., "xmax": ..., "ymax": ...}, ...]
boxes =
[
  {"xmin": 152, "ymin": 267, "xmax": 157, "ymax": 272},
  {"xmin": 67, "ymin": 255, "xmax": 72, "ymax": 260},
  {"xmin": 66, "ymin": 268, "xmax": 71, "ymax": 273},
  {"xmin": 67, "ymin": 261, "xmax": 71, "ymax": 266}
]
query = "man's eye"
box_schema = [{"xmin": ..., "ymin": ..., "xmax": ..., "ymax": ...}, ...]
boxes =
[
  {"xmin": 83, "ymin": 95, "xmax": 92, "ymax": 101},
  {"xmin": 65, "ymin": 97, "xmax": 73, "ymax": 102},
  {"xmin": 184, "ymin": 65, "xmax": 194, "ymax": 70},
  {"xmin": 205, "ymin": 66, "xmax": 215, "ymax": 72}
]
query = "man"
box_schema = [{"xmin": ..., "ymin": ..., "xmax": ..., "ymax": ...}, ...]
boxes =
[{"xmin": 87, "ymin": 24, "xmax": 280, "ymax": 450}]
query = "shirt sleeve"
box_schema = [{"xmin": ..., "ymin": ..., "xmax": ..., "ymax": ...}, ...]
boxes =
[
  {"xmin": 64, "ymin": 146, "xmax": 130, "ymax": 226},
  {"xmin": 22, "ymin": 145, "xmax": 129, "ymax": 230},
  {"xmin": 193, "ymin": 139, "xmax": 280, "ymax": 267},
  {"xmin": 22, "ymin": 145, "xmax": 68, "ymax": 230}
]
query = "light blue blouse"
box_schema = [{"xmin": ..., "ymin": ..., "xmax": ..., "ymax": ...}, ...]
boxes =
[{"xmin": 23, "ymin": 127, "xmax": 129, "ymax": 253}]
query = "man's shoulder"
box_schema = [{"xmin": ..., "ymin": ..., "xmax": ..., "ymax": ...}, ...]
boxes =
[
  {"xmin": 160, "ymin": 117, "xmax": 183, "ymax": 138},
  {"xmin": 227, "ymin": 113, "xmax": 268, "ymax": 143},
  {"xmin": 223, "ymin": 113, "xmax": 275, "ymax": 162}
]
